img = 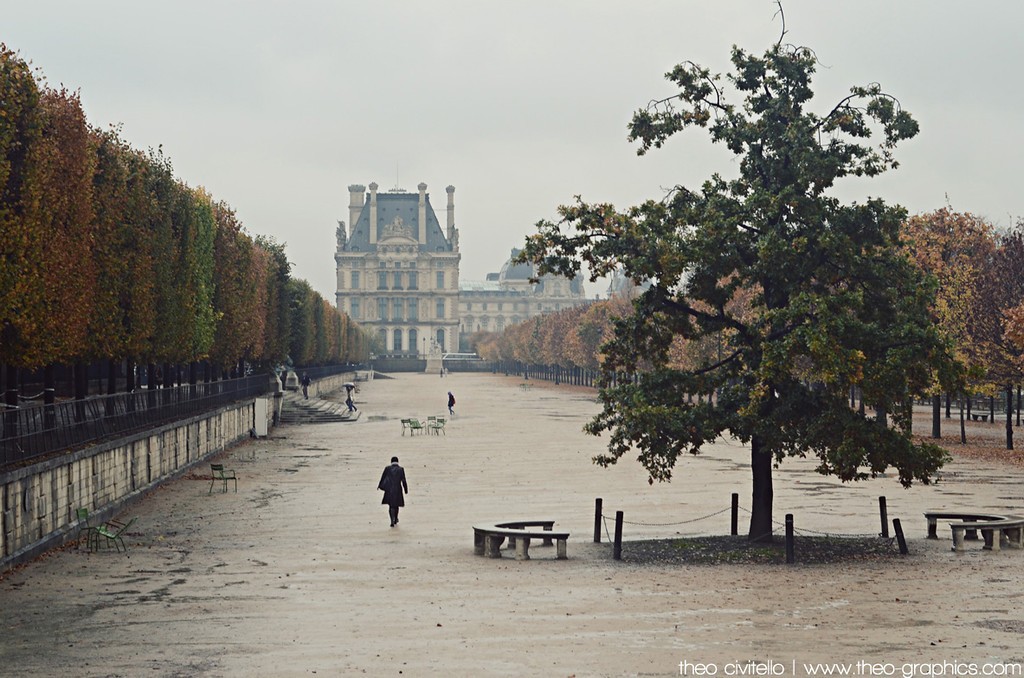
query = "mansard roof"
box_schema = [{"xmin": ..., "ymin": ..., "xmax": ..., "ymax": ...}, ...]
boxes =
[
  {"xmin": 495, "ymin": 247, "xmax": 585, "ymax": 296},
  {"xmin": 345, "ymin": 190, "xmax": 452, "ymax": 252}
]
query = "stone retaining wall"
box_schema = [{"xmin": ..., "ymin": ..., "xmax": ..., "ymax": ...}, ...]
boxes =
[{"xmin": 0, "ymin": 398, "xmax": 272, "ymax": 573}]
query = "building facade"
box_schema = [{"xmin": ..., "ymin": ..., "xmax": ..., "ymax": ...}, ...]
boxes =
[
  {"xmin": 458, "ymin": 248, "xmax": 588, "ymax": 339},
  {"xmin": 335, "ymin": 182, "xmax": 461, "ymax": 356}
]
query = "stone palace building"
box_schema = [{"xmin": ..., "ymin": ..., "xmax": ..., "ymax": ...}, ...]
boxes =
[{"xmin": 335, "ymin": 181, "xmax": 587, "ymax": 356}]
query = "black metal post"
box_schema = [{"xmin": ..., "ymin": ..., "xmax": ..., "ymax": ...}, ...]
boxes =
[
  {"xmin": 893, "ymin": 518, "xmax": 909, "ymax": 555},
  {"xmin": 785, "ymin": 514, "xmax": 795, "ymax": 564},
  {"xmin": 594, "ymin": 498, "xmax": 603, "ymax": 543},
  {"xmin": 878, "ymin": 496, "xmax": 889, "ymax": 538},
  {"xmin": 613, "ymin": 511, "xmax": 623, "ymax": 561},
  {"xmin": 731, "ymin": 493, "xmax": 739, "ymax": 536}
]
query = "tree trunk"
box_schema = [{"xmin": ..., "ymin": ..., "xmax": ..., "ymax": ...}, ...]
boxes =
[
  {"xmin": 106, "ymin": 360, "xmax": 117, "ymax": 395},
  {"xmin": 147, "ymin": 363, "xmax": 157, "ymax": 409},
  {"xmin": 4, "ymin": 364, "xmax": 18, "ymax": 438},
  {"xmin": 959, "ymin": 395, "xmax": 966, "ymax": 444},
  {"xmin": 105, "ymin": 359, "xmax": 116, "ymax": 417},
  {"xmin": 125, "ymin": 359, "xmax": 136, "ymax": 412},
  {"xmin": 1007, "ymin": 383, "xmax": 1014, "ymax": 451},
  {"xmin": 748, "ymin": 435, "xmax": 774, "ymax": 543},
  {"xmin": 40, "ymin": 365, "xmax": 55, "ymax": 429},
  {"xmin": 931, "ymin": 395, "xmax": 941, "ymax": 438},
  {"xmin": 73, "ymin": 363, "xmax": 87, "ymax": 423}
]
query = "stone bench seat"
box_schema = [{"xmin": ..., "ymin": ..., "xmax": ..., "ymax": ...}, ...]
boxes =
[
  {"xmin": 950, "ymin": 517, "xmax": 1024, "ymax": 552},
  {"xmin": 924, "ymin": 511, "xmax": 1008, "ymax": 540},
  {"xmin": 473, "ymin": 520, "xmax": 569, "ymax": 560}
]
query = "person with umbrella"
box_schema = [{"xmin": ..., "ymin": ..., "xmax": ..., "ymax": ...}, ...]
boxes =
[{"xmin": 344, "ymin": 382, "xmax": 357, "ymax": 412}]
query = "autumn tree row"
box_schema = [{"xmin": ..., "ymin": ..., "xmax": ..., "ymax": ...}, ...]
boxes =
[
  {"xmin": 477, "ymin": 209, "xmax": 1024, "ymax": 416},
  {"xmin": 0, "ymin": 45, "xmax": 367, "ymax": 387}
]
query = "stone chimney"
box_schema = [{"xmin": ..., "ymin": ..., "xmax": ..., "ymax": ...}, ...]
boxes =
[
  {"xmin": 446, "ymin": 185, "xmax": 455, "ymax": 232},
  {"xmin": 418, "ymin": 182, "xmax": 428, "ymax": 245},
  {"xmin": 368, "ymin": 182, "xmax": 378, "ymax": 244},
  {"xmin": 348, "ymin": 184, "xmax": 365, "ymax": 237}
]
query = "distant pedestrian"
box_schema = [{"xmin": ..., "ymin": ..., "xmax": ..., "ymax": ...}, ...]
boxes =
[
  {"xmin": 300, "ymin": 372, "xmax": 311, "ymax": 399},
  {"xmin": 378, "ymin": 456, "xmax": 408, "ymax": 527},
  {"xmin": 447, "ymin": 391, "xmax": 455, "ymax": 416},
  {"xmin": 346, "ymin": 394, "xmax": 357, "ymax": 412}
]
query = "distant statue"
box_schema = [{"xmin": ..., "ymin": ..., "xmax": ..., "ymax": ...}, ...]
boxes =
[
  {"xmin": 382, "ymin": 216, "xmax": 413, "ymax": 240},
  {"xmin": 336, "ymin": 221, "xmax": 347, "ymax": 249}
]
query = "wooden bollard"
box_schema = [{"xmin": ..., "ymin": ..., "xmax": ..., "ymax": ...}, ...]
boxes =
[
  {"xmin": 731, "ymin": 493, "xmax": 739, "ymax": 536},
  {"xmin": 893, "ymin": 518, "xmax": 909, "ymax": 555},
  {"xmin": 593, "ymin": 498, "xmax": 603, "ymax": 543},
  {"xmin": 785, "ymin": 514, "xmax": 795, "ymax": 564},
  {"xmin": 613, "ymin": 511, "xmax": 623, "ymax": 561},
  {"xmin": 879, "ymin": 496, "xmax": 889, "ymax": 538}
]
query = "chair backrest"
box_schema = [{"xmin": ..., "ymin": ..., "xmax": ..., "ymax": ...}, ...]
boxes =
[
  {"xmin": 211, "ymin": 463, "xmax": 224, "ymax": 473},
  {"xmin": 76, "ymin": 507, "xmax": 90, "ymax": 522},
  {"xmin": 113, "ymin": 517, "xmax": 137, "ymax": 536}
]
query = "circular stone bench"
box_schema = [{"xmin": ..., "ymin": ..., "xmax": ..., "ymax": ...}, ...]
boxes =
[{"xmin": 473, "ymin": 520, "xmax": 569, "ymax": 560}]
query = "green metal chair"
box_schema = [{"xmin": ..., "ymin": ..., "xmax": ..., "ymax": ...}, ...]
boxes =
[
  {"xmin": 92, "ymin": 517, "xmax": 136, "ymax": 553},
  {"xmin": 75, "ymin": 507, "xmax": 96, "ymax": 548},
  {"xmin": 210, "ymin": 463, "xmax": 238, "ymax": 493}
]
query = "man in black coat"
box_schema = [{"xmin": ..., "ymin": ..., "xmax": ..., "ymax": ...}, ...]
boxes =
[{"xmin": 378, "ymin": 456, "xmax": 408, "ymax": 527}]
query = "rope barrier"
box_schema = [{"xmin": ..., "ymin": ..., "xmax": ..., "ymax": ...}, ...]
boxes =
[
  {"xmin": 596, "ymin": 496, "xmax": 902, "ymax": 562},
  {"xmin": 615, "ymin": 506, "xmax": 731, "ymax": 527},
  {"xmin": 736, "ymin": 505, "xmax": 879, "ymax": 539}
]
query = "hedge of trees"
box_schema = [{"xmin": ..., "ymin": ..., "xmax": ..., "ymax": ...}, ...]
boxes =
[{"xmin": 0, "ymin": 44, "xmax": 368, "ymax": 398}]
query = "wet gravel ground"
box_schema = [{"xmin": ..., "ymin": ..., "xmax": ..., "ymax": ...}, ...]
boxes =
[{"xmin": 620, "ymin": 534, "xmax": 902, "ymax": 565}]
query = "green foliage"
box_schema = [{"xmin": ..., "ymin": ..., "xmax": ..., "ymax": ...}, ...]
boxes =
[{"xmin": 520, "ymin": 30, "xmax": 961, "ymax": 536}]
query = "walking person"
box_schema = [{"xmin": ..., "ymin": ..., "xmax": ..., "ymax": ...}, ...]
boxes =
[
  {"xmin": 345, "ymin": 393, "xmax": 357, "ymax": 412},
  {"xmin": 300, "ymin": 372, "xmax": 311, "ymax": 399},
  {"xmin": 378, "ymin": 456, "xmax": 408, "ymax": 527},
  {"xmin": 447, "ymin": 391, "xmax": 455, "ymax": 417}
]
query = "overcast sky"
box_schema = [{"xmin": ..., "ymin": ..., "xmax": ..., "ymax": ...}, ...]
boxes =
[{"xmin": 4, "ymin": 1, "xmax": 1022, "ymax": 300}]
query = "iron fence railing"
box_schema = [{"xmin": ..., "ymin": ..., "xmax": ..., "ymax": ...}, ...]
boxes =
[{"xmin": 1, "ymin": 375, "xmax": 271, "ymax": 470}]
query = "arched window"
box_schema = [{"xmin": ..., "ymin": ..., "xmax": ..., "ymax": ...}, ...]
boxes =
[
  {"xmin": 409, "ymin": 328, "xmax": 418, "ymax": 355},
  {"xmin": 393, "ymin": 329, "xmax": 403, "ymax": 353}
]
